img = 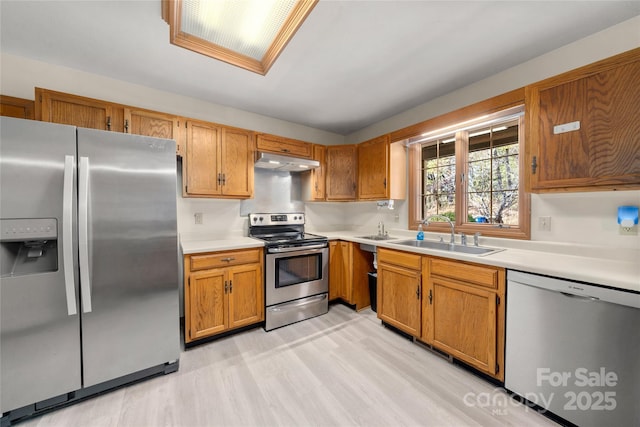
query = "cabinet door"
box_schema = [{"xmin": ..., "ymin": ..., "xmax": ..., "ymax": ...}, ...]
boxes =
[
  {"xmin": 188, "ymin": 269, "xmax": 227, "ymax": 340},
  {"xmin": 528, "ymin": 50, "xmax": 640, "ymax": 191},
  {"xmin": 185, "ymin": 120, "xmax": 221, "ymax": 195},
  {"xmin": 227, "ymin": 263, "xmax": 263, "ymax": 329},
  {"xmin": 358, "ymin": 135, "xmax": 389, "ymax": 200},
  {"xmin": 220, "ymin": 127, "xmax": 254, "ymax": 198},
  {"xmin": 124, "ymin": 108, "xmax": 183, "ymax": 156},
  {"xmin": 338, "ymin": 241, "xmax": 351, "ymax": 301},
  {"xmin": 310, "ymin": 144, "xmax": 326, "ymax": 200},
  {"xmin": 256, "ymin": 133, "xmax": 312, "ymax": 158},
  {"xmin": 427, "ymin": 276, "xmax": 497, "ymax": 375},
  {"xmin": 0, "ymin": 95, "xmax": 35, "ymax": 119},
  {"xmin": 36, "ymin": 88, "xmax": 123, "ymax": 131},
  {"xmin": 377, "ymin": 263, "xmax": 421, "ymax": 336},
  {"xmin": 326, "ymin": 145, "xmax": 357, "ymax": 200},
  {"xmin": 328, "ymin": 241, "xmax": 341, "ymax": 301}
]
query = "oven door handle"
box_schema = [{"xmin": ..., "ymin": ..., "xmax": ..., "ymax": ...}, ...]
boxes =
[{"xmin": 268, "ymin": 243, "xmax": 327, "ymax": 253}]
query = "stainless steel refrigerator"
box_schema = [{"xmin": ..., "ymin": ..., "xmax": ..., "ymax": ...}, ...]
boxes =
[{"xmin": 0, "ymin": 117, "xmax": 180, "ymax": 422}]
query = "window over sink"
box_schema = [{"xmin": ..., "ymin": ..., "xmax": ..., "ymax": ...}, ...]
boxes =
[{"xmin": 405, "ymin": 101, "xmax": 530, "ymax": 239}]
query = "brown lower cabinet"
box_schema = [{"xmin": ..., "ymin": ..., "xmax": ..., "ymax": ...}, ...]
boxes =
[
  {"xmin": 329, "ymin": 241, "xmax": 373, "ymax": 310},
  {"xmin": 377, "ymin": 247, "xmax": 505, "ymax": 380},
  {"xmin": 184, "ymin": 248, "xmax": 264, "ymax": 343},
  {"xmin": 377, "ymin": 248, "xmax": 422, "ymax": 336}
]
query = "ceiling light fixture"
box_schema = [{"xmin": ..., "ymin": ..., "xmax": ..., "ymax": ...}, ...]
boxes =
[{"xmin": 162, "ymin": 0, "xmax": 318, "ymax": 75}]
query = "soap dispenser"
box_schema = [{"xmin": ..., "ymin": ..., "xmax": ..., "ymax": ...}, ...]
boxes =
[{"xmin": 416, "ymin": 224, "xmax": 424, "ymax": 240}]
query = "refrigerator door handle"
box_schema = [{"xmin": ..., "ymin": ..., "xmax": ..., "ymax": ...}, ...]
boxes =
[
  {"xmin": 79, "ymin": 156, "xmax": 93, "ymax": 313},
  {"xmin": 63, "ymin": 155, "xmax": 78, "ymax": 316}
]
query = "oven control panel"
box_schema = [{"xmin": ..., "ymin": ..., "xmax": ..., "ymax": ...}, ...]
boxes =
[{"xmin": 249, "ymin": 213, "xmax": 305, "ymax": 226}]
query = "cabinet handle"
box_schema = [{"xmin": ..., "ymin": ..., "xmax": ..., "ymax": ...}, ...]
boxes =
[
  {"xmin": 531, "ymin": 156, "xmax": 537, "ymax": 175},
  {"xmin": 229, "ymin": 280, "xmax": 233, "ymax": 293},
  {"xmin": 106, "ymin": 116, "xmax": 111, "ymax": 131},
  {"xmin": 222, "ymin": 173, "xmax": 226, "ymax": 185},
  {"xmin": 352, "ymin": 182, "xmax": 356, "ymax": 191},
  {"xmin": 281, "ymin": 148, "xmax": 290, "ymax": 153},
  {"xmin": 428, "ymin": 289, "xmax": 433, "ymax": 305},
  {"xmin": 124, "ymin": 119, "xmax": 129, "ymax": 133},
  {"xmin": 224, "ymin": 280, "xmax": 228, "ymax": 294},
  {"xmin": 221, "ymin": 257, "xmax": 235, "ymax": 262},
  {"xmin": 383, "ymin": 177, "xmax": 387, "ymax": 189},
  {"xmin": 217, "ymin": 173, "xmax": 222, "ymax": 186},
  {"xmin": 416, "ymin": 285, "xmax": 420, "ymax": 299}
]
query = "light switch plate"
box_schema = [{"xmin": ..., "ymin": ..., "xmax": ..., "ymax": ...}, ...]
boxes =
[{"xmin": 194, "ymin": 212, "xmax": 203, "ymax": 225}]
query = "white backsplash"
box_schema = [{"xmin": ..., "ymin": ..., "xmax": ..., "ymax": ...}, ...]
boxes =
[
  {"xmin": 176, "ymin": 154, "xmax": 639, "ymax": 251},
  {"xmin": 531, "ymin": 190, "xmax": 640, "ymax": 250}
]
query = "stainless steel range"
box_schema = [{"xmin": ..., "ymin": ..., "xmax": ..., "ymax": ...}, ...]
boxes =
[{"xmin": 249, "ymin": 213, "xmax": 328, "ymax": 331}]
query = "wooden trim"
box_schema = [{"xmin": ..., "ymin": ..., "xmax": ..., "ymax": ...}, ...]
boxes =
[
  {"xmin": 0, "ymin": 95, "xmax": 35, "ymax": 119},
  {"xmin": 163, "ymin": 0, "xmax": 318, "ymax": 75},
  {"xmin": 390, "ymin": 88, "xmax": 525, "ymax": 143},
  {"xmin": 526, "ymin": 47, "xmax": 640, "ymax": 91},
  {"xmin": 261, "ymin": 0, "xmax": 318, "ymax": 75}
]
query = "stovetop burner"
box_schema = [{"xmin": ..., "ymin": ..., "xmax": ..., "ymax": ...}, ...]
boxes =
[{"xmin": 248, "ymin": 213, "xmax": 327, "ymax": 248}]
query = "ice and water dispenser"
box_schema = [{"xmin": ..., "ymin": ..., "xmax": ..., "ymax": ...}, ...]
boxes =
[{"xmin": 0, "ymin": 218, "xmax": 59, "ymax": 277}]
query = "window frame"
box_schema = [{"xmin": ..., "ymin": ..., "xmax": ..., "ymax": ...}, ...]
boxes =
[{"xmin": 403, "ymin": 89, "xmax": 530, "ymax": 239}]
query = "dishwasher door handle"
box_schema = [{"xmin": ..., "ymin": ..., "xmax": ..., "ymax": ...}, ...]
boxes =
[{"xmin": 560, "ymin": 291, "xmax": 599, "ymax": 301}]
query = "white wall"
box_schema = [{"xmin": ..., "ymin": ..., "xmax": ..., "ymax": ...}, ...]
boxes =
[
  {"xmin": 341, "ymin": 16, "xmax": 640, "ymax": 250},
  {"xmin": 0, "ymin": 53, "xmax": 345, "ymax": 146}
]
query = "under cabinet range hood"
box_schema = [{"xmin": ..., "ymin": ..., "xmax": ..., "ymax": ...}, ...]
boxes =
[{"xmin": 255, "ymin": 152, "xmax": 320, "ymax": 172}]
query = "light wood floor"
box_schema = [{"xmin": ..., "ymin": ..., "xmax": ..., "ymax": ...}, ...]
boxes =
[{"xmin": 21, "ymin": 304, "xmax": 557, "ymax": 427}]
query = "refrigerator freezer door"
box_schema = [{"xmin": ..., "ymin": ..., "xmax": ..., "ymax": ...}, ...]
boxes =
[
  {"xmin": 0, "ymin": 117, "xmax": 81, "ymax": 413},
  {"xmin": 76, "ymin": 128, "xmax": 179, "ymax": 387}
]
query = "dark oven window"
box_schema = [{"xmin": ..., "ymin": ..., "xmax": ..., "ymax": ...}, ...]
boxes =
[{"xmin": 275, "ymin": 253, "xmax": 322, "ymax": 288}]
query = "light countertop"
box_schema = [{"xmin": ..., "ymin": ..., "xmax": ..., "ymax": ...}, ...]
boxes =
[
  {"xmin": 180, "ymin": 231, "xmax": 639, "ymax": 293},
  {"xmin": 181, "ymin": 237, "xmax": 264, "ymax": 254}
]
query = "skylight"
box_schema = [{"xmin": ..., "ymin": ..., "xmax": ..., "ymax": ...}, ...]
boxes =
[{"xmin": 162, "ymin": 0, "xmax": 318, "ymax": 75}]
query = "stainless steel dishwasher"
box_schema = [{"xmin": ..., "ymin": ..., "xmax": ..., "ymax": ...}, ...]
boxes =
[{"xmin": 505, "ymin": 270, "xmax": 640, "ymax": 427}]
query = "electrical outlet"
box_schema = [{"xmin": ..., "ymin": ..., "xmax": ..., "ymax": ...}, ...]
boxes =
[
  {"xmin": 194, "ymin": 212, "xmax": 203, "ymax": 225},
  {"xmin": 619, "ymin": 225, "xmax": 638, "ymax": 236},
  {"xmin": 538, "ymin": 216, "xmax": 551, "ymax": 231}
]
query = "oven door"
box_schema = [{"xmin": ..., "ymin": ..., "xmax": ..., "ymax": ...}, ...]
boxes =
[{"xmin": 265, "ymin": 244, "xmax": 328, "ymax": 306}]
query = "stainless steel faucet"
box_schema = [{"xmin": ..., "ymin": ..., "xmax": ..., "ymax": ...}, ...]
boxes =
[
  {"xmin": 423, "ymin": 215, "xmax": 455, "ymax": 244},
  {"xmin": 459, "ymin": 233, "xmax": 467, "ymax": 246}
]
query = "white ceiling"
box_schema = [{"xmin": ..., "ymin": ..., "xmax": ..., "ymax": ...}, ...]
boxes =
[{"xmin": 1, "ymin": 1, "xmax": 639, "ymax": 135}]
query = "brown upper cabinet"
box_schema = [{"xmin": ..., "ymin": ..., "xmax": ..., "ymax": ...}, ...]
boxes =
[
  {"xmin": 256, "ymin": 133, "xmax": 312, "ymax": 158},
  {"xmin": 526, "ymin": 48, "xmax": 640, "ymax": 192},
  {"xmin": 183, "ymin": 120, "xmax": 254, "ymax": 199},
  {"xmin": 0, "ymin": 96, "xmax": 35, "ymax": 119},
  {"xmin": 302, "ymin": 144, "xmax": 326, "ymax": 201},
  {"xmin": 36, "ymin": 88, "xmax": 124, "ymax": 132},
  {"xmin": 326, "ymin": 144, "xmax": 357, "ymax": 200},
  {"xmin": 358, "ymin": 134, "xmax": 406, "ymax": 200},
  {"xmin": 124, "ymin": 108, "xmax": 185, "ymax": 157}
]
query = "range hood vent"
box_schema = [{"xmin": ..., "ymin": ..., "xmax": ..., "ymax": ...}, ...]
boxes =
[{"xmin": 254, "ymin": 152, "xmax": 320, "ymax": 172}]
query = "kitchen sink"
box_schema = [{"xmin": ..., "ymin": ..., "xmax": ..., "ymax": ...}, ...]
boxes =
[
  {"xmin": 358, "ymin": 235, "xmax": 397, "ymax": 241},
  {"xmin": 393, "ymin": 239, "xmax": 502, "ymax": 256}
]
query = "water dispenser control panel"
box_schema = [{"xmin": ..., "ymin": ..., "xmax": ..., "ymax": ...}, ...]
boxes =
[{"xmin": 0, "ymin": 218, "xmax": 57, "ymax": 242}]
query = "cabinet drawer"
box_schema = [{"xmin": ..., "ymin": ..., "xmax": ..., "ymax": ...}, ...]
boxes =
[
  {"xmin": 429, "ymin": 258, "xmax": 499, "ymax": 289},
  {"xmin": 190, "ymin": 248, "xmax": 261, "ymax": 271},
  {"xmin": 377, "ymin": 248, "xmax": 421, "ymax": 271},
  {"xmin": 256, "ymin": 134, "xmax": 312, "ymax": 158}
]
